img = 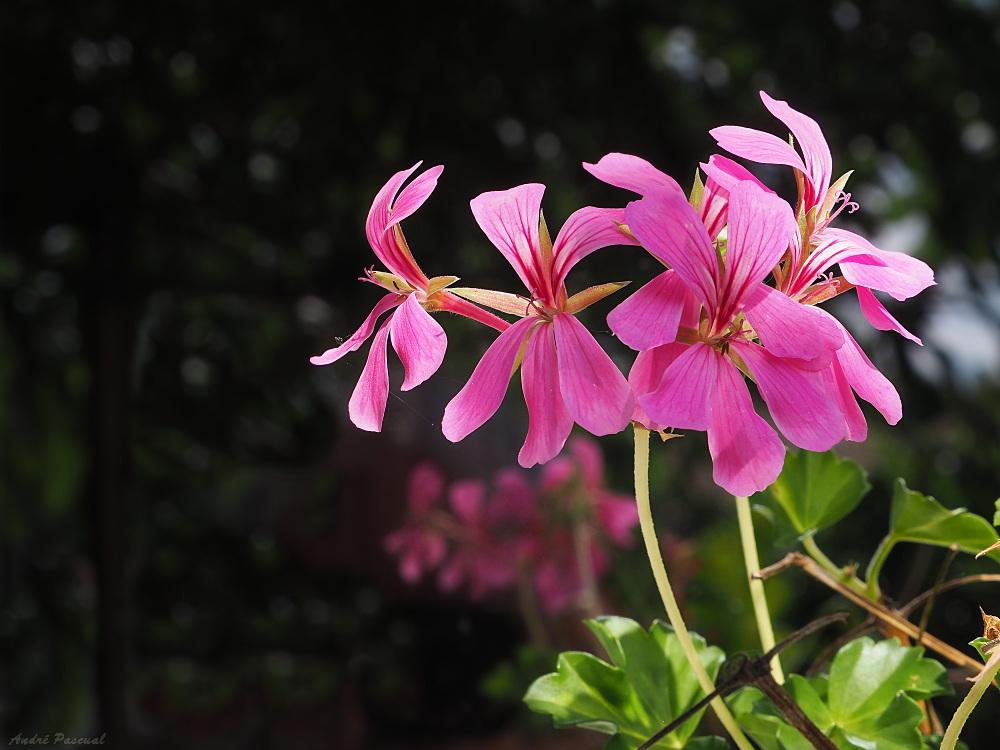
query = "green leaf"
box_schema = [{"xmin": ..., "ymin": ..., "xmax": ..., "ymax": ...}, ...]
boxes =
[
  {"xmin": 524, "ymin": 616, "xmax": 724, "ymax": 749},
  {"xmin": 733, "ymin": 637, "xmax": 950, "ymax": 750},
  {"xmin": 969, "ymin": 636, "xmax": 992, "ymax": 663},
  {"xmin": 993, "ymin": 498, "xmax": 1000, "ymax": 527},
  {"xmin": 756, "ymin": 450, "xmax": 870, "ymax": 540},
  {"xmin": 883, "ymin": 479, "xmax": 1000, "ymax": 561}
]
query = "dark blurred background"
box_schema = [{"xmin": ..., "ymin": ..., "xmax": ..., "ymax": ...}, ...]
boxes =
[{"xmin": 3, "ymin": 0, "xmax": 1000, "ymax": 748}]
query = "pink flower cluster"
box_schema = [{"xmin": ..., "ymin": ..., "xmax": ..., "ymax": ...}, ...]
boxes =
[
  {"xmin": 314, "ymin": 92, "xmax": 934, "ymax": 496},
  {"xmin": 384, "ymin": 437, "xmax": 638, "ymax": 613}
]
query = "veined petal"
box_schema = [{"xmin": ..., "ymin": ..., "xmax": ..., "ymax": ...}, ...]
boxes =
[
  {"xmin": 518, "ymin": 323, "xmax": 573, "ymax": 467},
  {"xmin": 442, "ymin": 316, "xmax": 538, "ymax": 442},
  {"xmin": 607, "ymin": 270, "xmax": 691, "ymax": 351},
  {"xmin": 701, "ymin": 153, "xmax": 774, "ymax": 194},
  {"xmin": 815, "ymin": 228, "xmax": 935, "ymax": 300},
  {"xmin": 470, "ymin": 183, "xmax": 546, "ymax": 296},
  {"xmin": 734, "ymin": 341, "xmax": 846, "ymax": 451},
  {"xmin": 551, "ymin": 206, "xmax": 637, "ymax": 289},
  {"xmin": 709, "ymin": 125, "xmax": 807, "ymax": 175},
  {"xmin": 856, "ymin": 287, "xmax": 922, "ymax": 344},
  {"xmin": 759, "ymin": 91, "xmax": 832, "ymax": 208},
  {"xmin": 720, "ymin": 180, "xmax": 796, "ymax": 314},
  {"xmin": 743, "ymin": 283, "xmax": 843, "ymax": 366},
  {"xmin": 627, "ymin": 343, "xmax": 688, "ymax": 431},
  {"xmin": 385, "ymin": 164, "xmax": 444, "ymax": 232},
  {"xmin": 366, "ymin": 163, "xmax": 432, "ymax": 285},
  {"xmin": 390, "ymin": 293, "xmax": 447, "ymax": 391},
  {"xmin": 310, "ymin": 292, "xmax": 402, "ymax": 365},
  {"xmin": 707, "ymin": 359, "xmax": 786, "ymax": 496},
  {"xmin": 639, "ymin": 342, "xmax": 718, "ymax": 431},
  {"xmin": 624, "ymin": 192, "xmax": 719, "ymax": 313},
  {"xmin": 552, "ymin": 314, "xmax": 633, "ymax": 436},
  {"xmin": 348, "ymin": 319, "xmax": 393, "ymax": 432},
  {"xmin": 833, "ymin": 320, "xmax": 902, "ymax": 425},
  {"xmin": 830, "ymin": 359, "xmax": 868, "ymax": 442},
  {"xmin": 700, "ymin": 154, "xmax": 774, "ymax": 239},
  {"xmin": 582, "ymin": 152, "xmax": 686, "ymax": 198}
]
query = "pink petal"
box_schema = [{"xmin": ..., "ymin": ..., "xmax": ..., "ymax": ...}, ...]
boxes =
[
  {"xmin": 469, "ymin": 183, "xmax": 546, "ymax": 297},
  {"xmin": 709, "ymin": 125, "xmax": 807, "ymax": 176},
  {"xmin": 816, "ymin": 228, "xmax": 935, "ymax": 301},
  {"xmin": 389, "ymin": 293, "xmax": 447, "ymax": 391},
  {"xmin": 830, "ymin": 360, "xmax": 868, "ymax": 442},
  {"xmin": 407, "ymin": 462, "xmax": 445, "ymax": 513},
  {"xmin": 570, "ymin": 436, "xmax": 604, "ymax": 489},
  {"xmin": 518, "ymin": 323, "xmax": 574, "ymax": 467},
  {"xmin": 384, "ymin": 164, "xmax": 444, "ymax": 233},
  {"xmin": 742, "ymin": 284, "xmax": 844, "ymax": 367},
  {"xmin": 628, "ymin": 343, "xmax": 689, "ymax": 431},
  {"xmin": 719, "ymin": 180, "xmax": 796, "ymax": 315},
  {"xmin": 624, "ymin": 193, "xmax": 719, "ymax": 313},
  {"xmin": 347, "ymin": 319, "xmax": 392, "ymax": 432},
  {"xmin": 759, "ymin": 91, "xmax": 832, "ymax": 208},
  {"xmin": 639, "ymin": 342, "xmax": 718, "ymax": 431},
  {"xmin": 552, "ymin": 314, "xmax": 634, "ymax": 436},
  {"xmin": 365, "ymin": 163, "xmax": 431, "ymax": 285},
  {"xmin": 310, "ymin": 293, "xmax": 402, "ymax": 366},
  {"xmin": 582, "ymin": 152, "xmax": 685, "ymax": 198},
  {"xmin": 701, "ymin": 154, "xmax": 774, "ymax": 194},
  {"xmin": 856, "ymin": 287, "xmax": 922, "ymax": 344},
  {"xmin": 607, "ymin": 270, "xmax": 691, "ymax": 351},
  {"xmin": 449, "ymin": 480, "xmax": 486, "ymax": 523},
  {"xmin": 734, "ymin": 342, "xmax": 846, "ymax": 451},
  {"xmin": 442, "ymin": 316, "xmax": 538, "ymax": 442},
  {"xmin": 699, "ymin": 154, "xmax": 775, "ymax": 240},
  {"xmin": 707, "ymin": 359, "xmax": 786, "ymax": 496},
  {"xmin": 551, "ymin": 206, "xmax": 637, "ymax": 289},
  {"xmin": 833, "ymin": 322, "xmax": 902, "ymax": 425}
]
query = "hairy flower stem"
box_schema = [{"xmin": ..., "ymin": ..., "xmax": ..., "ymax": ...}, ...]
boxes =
[
  {"xmin": 940, "ymin": 646, "xmax": 1000, "ymax": 750},
  {"xmin": 735, "ymin": 495, "xmax": 784, "ymax": 683},
  {"xmin": 632, "ymin": 425, "xmax": 755, "ymax": 750}
]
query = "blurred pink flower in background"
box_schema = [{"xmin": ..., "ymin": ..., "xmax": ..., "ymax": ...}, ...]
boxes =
[
  {"xmin": 383, "ymin": 462, "xmax": 449, "ymax": 583},
  {"xmin": 310, "ymin": 162, "xmax": 507, "ymax": 432},
  {"xmin": 385, "ymin": 437, "xmax": 637, "ymax": 616}
]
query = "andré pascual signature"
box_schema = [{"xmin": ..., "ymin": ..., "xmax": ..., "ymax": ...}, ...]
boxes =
[{"xmin": 9, "ymin": 733, "xmax": 108, "ymax": 746}]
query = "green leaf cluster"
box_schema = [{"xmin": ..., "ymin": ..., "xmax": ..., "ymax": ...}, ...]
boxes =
[
  {"xmin": 733, "ymin": 637, "xmax": 951, "ymax": 750},
  {"xmin": 523, "ymin": 616, "xmax": 725, "ymax": 749}
]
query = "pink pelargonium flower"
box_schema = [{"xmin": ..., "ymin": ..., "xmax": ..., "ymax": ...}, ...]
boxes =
[
  {"xmin": 710, "ymin": 91, "xmax": 935, "ymax": 346},
  {"xmin": 592, "ymin": 159, "xmax": 858, "ymax": 494},
  {"xmin": 310, "ymin": 162, "xmax": 508, "ymax": 432},
  {"xmin": 441, "ymin": 184, "xmax": 637, "ymax": 467}
]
